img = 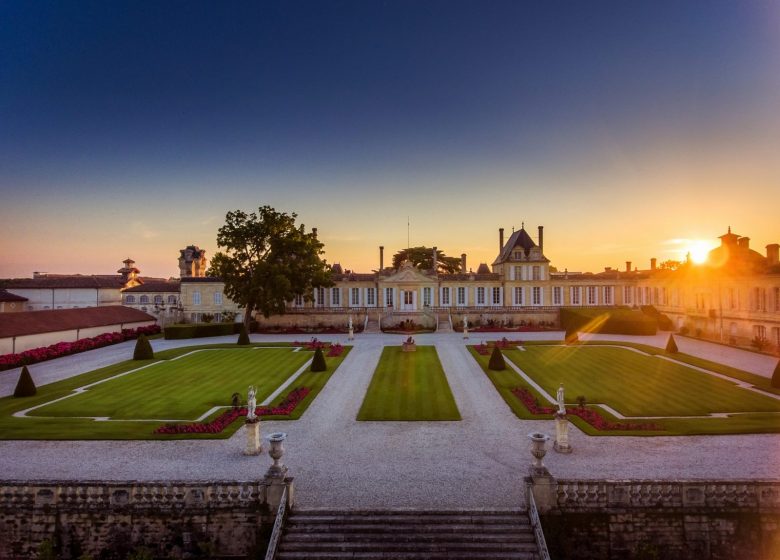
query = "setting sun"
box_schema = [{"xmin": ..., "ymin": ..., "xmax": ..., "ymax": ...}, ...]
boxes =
[{"xmin": 687, "ymin": 240, "xmax": 716, "ymax": 264}]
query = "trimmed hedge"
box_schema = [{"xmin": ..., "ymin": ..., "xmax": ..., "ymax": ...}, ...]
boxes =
[
  {"xmin": 488, "ymin": 346, "xmax": 506, "ymax": 370},
  {"xmin": 133, "ymin": 334, "xmax": 154, "ymax": 360},
  {"xmin": 666, "ymin": 334, "xmax": 678, "ymax": 353},
  {"xmin": 164, "ymin": 323, "xmax": 242, "ymax": 340},
  {"xmin": 560, "ymin": 307, "xmax": 657, "ymax": 336},
  {"xmin": 772, "ymin": 361, "xmax": 780, "ymax": 389},
  {"xmin": 310, "ymin": 347, "xmax": 327, "ymax": 372},
  {"xmin": 641, "ymin": 305, "xmax": 674, "ymax": 330},
  {"xmin": 14, "ymin": 366, "xmax": 37, "ymax": 397}
]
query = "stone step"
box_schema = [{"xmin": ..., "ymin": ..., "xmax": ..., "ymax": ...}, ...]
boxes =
[
  {"xmin": 282, "ymin": 532, "xmax": 536, "ymax": 544},
  {"xmin": 288, "ymin": 513, "xmax": 529, "ymax": 525},
  {"xmin": 279, "ymin": 541, "xmax": 540, "ymax": 553},
  {"xmin": 285, "ymin": 523, "xmax": 531, "ymax": 535},
  {"xmin": 277, "ymin": 552, "xmax": 540, "ymax": 560}
]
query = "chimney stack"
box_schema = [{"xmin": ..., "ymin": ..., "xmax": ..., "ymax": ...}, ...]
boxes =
[
  {"xmin": 379, "ymin": 246, "xmax": 384, "ymax": 271},
  {"xmin": 432, "ymin": 246, "xmax": 438, "ymax": 272},
  {"xmin": 312, "ymin": 227, "xmax": 318, "ymax": 238},
  {"xmin": 538, "ymin": 226, "xmax": 544, "ymax": 252},
  {"xmin": 738, "ymin": 237, "xmax": 750, "ymax": 249},
  {"xmin": 625, "ymin": 261, "xmax": 632, "ymax": 273},
  {"xmin": 461, "ymin": 253, "xmax": 467, "ymax": 273},
  {"xmin": 767, "ymin": 244, "xmax": 780, "ymax": 266},
  {"xmin": 650, "ymin": 258, "xmax": 657, "ymax": 271},
  {"xmin": 499, "ymin": 228, "xmax": 505, "ymax": 253}
]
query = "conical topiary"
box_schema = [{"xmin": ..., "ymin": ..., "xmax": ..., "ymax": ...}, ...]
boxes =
[
  {"xmin": 310, "ymin": 347, "xmax": 327, "ymax": 372},
  {"xmin": 133, "ymin": 333, "xmax": 154, "ymax": 360},
  {"xmin": 488, "ymin": 346, "xmax": 506, "ymax": 370},
  {"xmin": 13, "ymin": 366, "xmax": 37, "ymax": 397},
  {"xmin": 237, "ymin": 324, "xmax": 250, "ymax": 345},
  {"xmin": 666, "ymin": 334, "xmax": 678, "ymax": 353},
  {"xmin": 772, "ymin": 360, "xmax": 780, "ymax": 388}
]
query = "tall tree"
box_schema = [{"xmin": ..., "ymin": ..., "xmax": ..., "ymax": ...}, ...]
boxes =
[
  {"xmin": 392, "ymin": 246, "xmax": 462, "ymax": 274},
  {"xmin": 209, "ymin": 207, "xmax": 332, "ymax": 328}
]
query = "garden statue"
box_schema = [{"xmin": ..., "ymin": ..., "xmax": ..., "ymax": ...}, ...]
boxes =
[
  {"xmin": 556, "ymin": 383, "xmax": 566, "ymax": 415},
  {"xmin": 247, "ymin": 385, "xmax": 257, "ymax": 421},
  {"xmin": 348, "ymin": 316, "xmax": 353, "ymax": 330}
]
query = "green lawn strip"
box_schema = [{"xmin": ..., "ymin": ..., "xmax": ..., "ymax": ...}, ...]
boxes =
[
  {"xmin": 467, "ymin": 346, "xmax": 780, "ymax": 436},
  {"xmin": 0, "ymin": 342, "xmax": 322, "ymax": 440},
  {"xmin": 523, "ymin": 339, "xmax": 780, "ymax": 395},
  {"xmin": 357, "ymin": 346, "xmax": 461, "ymax": 421},
  {"xmin": 505, "ymin": 346, "xmax": 780, "ymax": 417},
  {"xmin": 29, "ymin": 348, "xmax": 309, "ymax": 420}
]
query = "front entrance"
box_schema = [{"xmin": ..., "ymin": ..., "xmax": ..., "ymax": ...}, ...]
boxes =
[{"xmin": 401, "ymin": 290, "xmax": 416, "ymax": 311}]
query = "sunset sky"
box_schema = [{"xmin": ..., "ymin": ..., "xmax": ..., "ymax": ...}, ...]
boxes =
[{"xmin": 1, "ymin": 1, "xmax": 778, "ymax": 279}]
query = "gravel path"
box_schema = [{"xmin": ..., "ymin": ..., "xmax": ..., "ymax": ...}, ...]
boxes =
[{"xmin": 1, "ymin": 330, "xmax": 778, "ymax": 508}]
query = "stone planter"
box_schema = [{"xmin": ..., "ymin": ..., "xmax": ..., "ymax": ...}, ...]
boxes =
[
  {"xmin": 266, "ymin": 432, "xmax": 288, "ymax": 478},
  {"xmin": 528, "ymin": 432, "xmax": 551, "ymax": 473}
]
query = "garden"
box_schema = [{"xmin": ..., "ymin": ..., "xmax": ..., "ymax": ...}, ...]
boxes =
[{"xmin": 469, "ymin": 340, "xmax": 780, "ymax": 435}]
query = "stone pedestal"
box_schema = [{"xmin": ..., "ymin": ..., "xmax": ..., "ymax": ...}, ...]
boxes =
[
  {"xmin": 463, "ymin": 327, "xmax": 469, "ymax": 339},
  {"xmin": 348, "ymin": 327, "xmax": 354, "ymax": 341},
  {"xmin": 554, "ymin": 413, "xmax": 573, "ymax": 454},
  {"xmin": 402, "ymin": 342, "xmax": 416, "ymax": 352},
  {"xmin": 265, "ymin": 475, "xmax": 295, "ymax": 511},
  {"xmin": 265, "ymin": 432, "xmax": 288, "ymax": 478},
  {"xmin": 243, "ymin": 420, "xmax": 262, "ymax": 456},
  {"xmin": 526, "ymin": 472, "xmax": 558, "ymax": 514}
]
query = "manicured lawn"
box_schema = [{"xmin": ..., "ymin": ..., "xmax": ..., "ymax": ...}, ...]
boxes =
[
  {"xmin": 0, "ymin": 343, "xmax": 350, "ymax": 440},
  {"xmin": 357, "ymin": 346, "xmax": 461, "ymax": 421},
  {"xmin": 469, "ymin": 342, "xmax": 780, "ymax": 435}
]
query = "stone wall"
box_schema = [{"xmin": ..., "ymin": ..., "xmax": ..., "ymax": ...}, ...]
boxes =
[
  {"xmin": 0, "ymin": 479, "xmax": 284, "ymax": 559},
  {"xmin": 537, "ymin": 479, "xmax": 780, "ymax": 560}
]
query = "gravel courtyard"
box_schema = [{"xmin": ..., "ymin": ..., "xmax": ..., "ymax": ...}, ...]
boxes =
[{"xmin": 1, "ymin": 331, "xmax": 778, "ymax": 508}]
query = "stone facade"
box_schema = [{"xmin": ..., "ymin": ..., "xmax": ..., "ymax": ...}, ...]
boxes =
[
  {"xmin": 0, "ymin": 479, "xmax": 287, "ymax": 559},
  {"xmin": 532, "ymin": 479, "xmax": 780, "ymax": 560}
]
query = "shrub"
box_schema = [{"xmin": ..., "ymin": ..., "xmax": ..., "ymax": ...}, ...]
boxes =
[
  {"xmin": 237, "ymin": 324, "xmax": 250, "ymax": 345},
  {"xmin": 560, "ymin": 307, "xmax": 657, "ymax": 336},
  {"xmin": 488, "ymin": 346, "xmax": 506, "ymax": 370},
  {"xmin": 576, "ymin": 395, "xmax": 587, "ymax": 408},
  {"xmin": 133, "ymin": 334, "xmax": 154, "ymax": 360},
  {"xmin": 310, "ymin": 347, "xmax": 327, "ymax": 372},
  {"xmin": 679, "ymin": 326, "xmax": 689, "ymax": 336},
  {"xmin": 772, "ymin": 361, "xmax": 780, "ymax": 388},
  {"xmin": 164, "ymin": 322, "xmax": 240, "ymax": 339},
  {"xmin": 13, "ymin": 366, "xmax": 37, "ymax": 397},
  {"xmin": 665, "ymin": 334, "xmax": 678, "ymax": 353}
]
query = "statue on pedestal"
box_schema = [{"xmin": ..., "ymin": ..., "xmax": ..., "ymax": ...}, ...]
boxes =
[
  {"xmin": 556, "ymin": 383, "xmax": 566, "ymax": 415},
  {"xmin": 247, "ymin": 385, "xmax": 257, "ymax": 421},
  {"xmin": 554, "ymin": 382, "xmax": 572, "ymax": 453}
]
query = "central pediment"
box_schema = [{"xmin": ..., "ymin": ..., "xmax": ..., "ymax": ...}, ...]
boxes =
[{"xmin": 382, "ymin": 261, "xmax": 437, "ymax": 284}]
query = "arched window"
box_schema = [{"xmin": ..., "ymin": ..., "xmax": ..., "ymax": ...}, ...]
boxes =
[
  {"xmin": 167, "ymin": 295, "xmax": 177, "ymax": 304},
  {"xmin": 154, "ymin": 295, "xmax": 163, "ymax": 304},
  {"xmin": 125, "ymin": 295, "xmax": 136, "ymax": 304},
  {"xmin": 139, "ymin": 295, "xmax": 150, "ymax": 304}
]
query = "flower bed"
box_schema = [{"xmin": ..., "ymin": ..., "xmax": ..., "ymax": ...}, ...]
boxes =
[
  {"xmin": 0, "ymin": 325, "xmax": 161, "ymax": 371},
  {"xmin": 154, "ymin": 387, "xmax": 311, "ymax": 435},
  {"xmin": 473, "ymin": 338, "xmax": 524, "ymax": 355},
  {"xmin": 510, "ymin": 387, "xmax": 662, "ymax": 431},
  {"xmin": 327, "ymin": 343, "xmax": 344, "ymax": 357}
]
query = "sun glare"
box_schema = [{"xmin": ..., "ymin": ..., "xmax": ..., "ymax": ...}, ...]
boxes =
[{"xmin": 687, "ymin": 240, "xmax": 714, "ymax": 264}]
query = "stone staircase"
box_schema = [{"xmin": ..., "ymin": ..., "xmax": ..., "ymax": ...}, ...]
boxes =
[
  {"xmin": 436, "ymin": 312, "xmax": 452, "ymax": 332},
  {"xmin": 364, "ymin": 318, "xmax": 380, "ymax": 333},
  {"xmin": 275, "ymin": 509, "xmax": 541, "ymax": 559}
]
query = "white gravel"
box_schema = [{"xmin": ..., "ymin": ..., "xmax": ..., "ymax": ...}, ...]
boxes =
[{"xmin": 1, "ymin": 331, "xmax": 778, "ymax": 508}]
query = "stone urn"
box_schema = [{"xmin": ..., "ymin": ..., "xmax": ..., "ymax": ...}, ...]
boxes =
[
  {"xmin": 528, "ymin": 432, "xmax": 551, "ymax": 472},
  {"xmin": 266, "ymin": 432, "xmax": 288, "ymax": 478}
]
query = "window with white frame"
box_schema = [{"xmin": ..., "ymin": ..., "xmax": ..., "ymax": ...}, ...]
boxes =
[
  {"xmin": 331, "ymin": 287, "xmax": 340, "ymax": 306},
  {"xmin": 192, "ymin": 291, "xmax": 200, "ymax": 305},
  {"xmin": 366, "ymin": 287, "xmax": 376, "ymax": 306},
  {"xmin": 754, "ymin": 325, "xmax": 767, "ymax": 339},
  {"xmin": 423, "ymin": 287, "xmax": 432, "ymax": 307},
  {"xmin": 571, "ymin": 286, "xmax": 581, "ymax": 305},
  {"xmin": 125, "ymin": 295, "xmax": 136, "ymax": 304},
  {"xmin": 476, "ymin": 287, "xmax": 485, "ymax": 305},
  {"xmin": 513, "ymin": 251, "xmax": 522, "ymax": 260},
  {"xmin": 214, "ymin": 313, "xmax": 222, "ymax": 322},
  {"xmin": 385, "ymin": 287, "xmax": 394, "ymax": 307},
  {"xmin": 532, "ymin": 266, "xmax": 541, "ymax": 281},
  {"xmin": 457, "ymin": 287, "xmax": 466, "ymax": 305},
  {"xmin": 553, "ymin": 286, "xmax": 562, "ymax": 306},
  {"xmin": 587, "ymin": 286, "xmax": 598, "ymax": 305},
  {"xmin": 351, "ymin": 287, "xmax": 360, "ymax": 306},
  {"xmin": 404, "ymin": 290, "xmax": 413, "ymax": 305},
  {"xmin": 154, "ymin": 295, "xmax": 163, "ymax": 304},
  {"xmin": 603, "ymin": 286, "xmax": 613, "ymax": 305},
  {"xmin": 623, "ymin": 286, "xmax": 632, "ymax": 305},
  {"xmin": 315, "ymin": 287, "xmax": 325, "ymax": 307},
  {"xmin": 167, "ymin": 295, "xmax": 177, "ymax": 305},
  {"xmin": 294, "ymin": 294, "xmax": 303, "ymax": 306},
  {"xmin": 773, "ymin": 326, "xmax": 780, "ymax": 347},
  {"xmin": 140, "ymin": 295, "xmax": 150, "ymax": 304},
  {"xmin": 214, "ymin": 292, "xmax": 223, "ymax": 305},
  {"xmin": 644, "ymin": 287, "xmax": 651, "ymax": 304},
  {"xmin": 775, "ymin": 287, "xmax": 780, "ymax": 312},
  {"xmin": 532, "ymin": 286, "xmax": 542, "ymax": 305},
  {"xmin": 514, "ymin": 266, "xmax": 522, "ymax": 280},
  {"xmin": 441, "ymin": 287, "xmax": 450, "ymax": 306},
  {"xmin": 492, "ymin": 287, "xmax": 501, "ymax": 305},
  {"xmin": 514, "ymin": 286, "xmax": 523, "ymax": 306}
]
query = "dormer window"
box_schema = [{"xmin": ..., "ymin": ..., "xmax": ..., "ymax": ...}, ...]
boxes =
[{"xmin": 513, "ymin": 251, "xmax": 522, "ymax": 260}]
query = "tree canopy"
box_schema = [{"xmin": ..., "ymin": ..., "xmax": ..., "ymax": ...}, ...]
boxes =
[
  {"xmin": 209, "ymin": 207, "xmax": 332, "ymax": 326},
  {"xmin": 391, "ymin": 246, "xmax": 462, "ymax": 274}
]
